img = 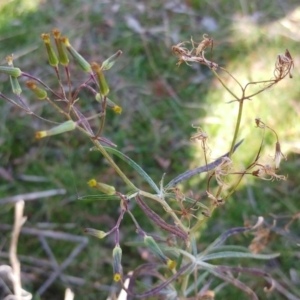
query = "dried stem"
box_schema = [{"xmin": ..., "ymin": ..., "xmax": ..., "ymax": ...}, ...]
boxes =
[{"xmin": 9, "ymin": 200, "xmax": 27, "ymax": 298}]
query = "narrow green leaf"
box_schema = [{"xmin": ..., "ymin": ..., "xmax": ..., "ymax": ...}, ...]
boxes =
[
  {"xmin": 78, "ymin": 194, "xmax": 119, "ymax": 201},
  {"xmin": 198, "ymin": 251, "xmax": 280, "ymax": 262},
  {"xmin": 204, "ymin": 245, "xmax": 250, "ymax": 254},
  {"xmin": 165, "ymin": 139, "xmax": 243, "ymax": 189},
  {"xmin": 103, "ymin": 147, "xmax": 160, "ymax": 194},
  {"xmin": 197, "ymin": 261, "xmax": 259, "ymax": 300},
  {"xmin": 184, "ymin": 271, "xmax": 209, "ymax": 297},
  {"xmin": 202, "ymin": 226, "xmax": 250, "ymax": 255}
]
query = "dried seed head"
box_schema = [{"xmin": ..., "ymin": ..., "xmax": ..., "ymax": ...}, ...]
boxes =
[
  {"xmin": 193, "ymin": 34, "xmax": 213, "ymax": 56},
  {"xmin": 274, "ymin": 49, "xmax": 294, "ymax": 80},
  {"xmin": 249, "ymin": 227, "xmax": 270, "ymax": 254},
  {"xmin": 274, "ymin": 142, "xmax": 287, "ymax": 170},
  {"xmin": 252, "ymin": 164, "xmax": 286, "ymax": 181},
  {"xmin": 190, "ymin": 125, "xmax": 208, "ymax": 142},
  {"xmin": 172, "ymin": 36, "xmax": 217, "ymax": 69},
  {"xmin": 255, "ymin": 118, "xmax": 265, "ymax": 128},
  {"xmin": 214, "ymin": 157, "xmax": 232, "ymax": 186},
  {"xmin": 206, "ymin": 191, "xmax": 224, "ymax": 206}
]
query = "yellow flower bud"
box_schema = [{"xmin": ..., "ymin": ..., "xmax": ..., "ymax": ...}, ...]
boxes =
[
  {"xmin": 52, "ymin": 29, "xmax": 69, "ymax": 66},
  {"xmin": 26, "ymin": 81, "xmax": 47, "ymax": 100},
  {"xmin": 144, "ymin": 235, "xmax": 176, "ymax": 269},
  {"xmin": 112, "ymin": 105, "xmax": 122, "ymax": 114},
  {"xmin": 112, "ymin": 245, "xmax": 122, "ymax": 282},
  {"xmin": 41, "ymin": 33, "xmax": 59, "ymax": 67},
  {"xmin": 95, "ymin": 95, "xmax": 122, "ymax": 114},
  {"xmin": 84, "ymin": 228, "xmax": 107, "ymax": 239},
  {"xmin": 91, "ymin": 62, "xmax": 109, "ymax": 96},
  {"xmin": 35, "ymin": 120, "xmax": 76, "ymax": 139},
  {"xmin": 61, "ymin": 37, "xmax": 91, "ymax": 72},
  {"xmin": 88, "ymin": 179, "xmax": 116, "ymax": 195}
]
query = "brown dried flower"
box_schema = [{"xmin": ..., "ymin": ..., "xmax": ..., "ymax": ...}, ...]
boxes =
[
  {"xmin": 273, "ymin": 141, "xmax": 287, "ymax": 170},
  {"xmin": 214, "ymin": 157, "xmax": 232, "ymax": 186},
  {"xmin": 252, "ymin": 164, "xmax": 286, "ymax": 181},
  {"xmin": 274, "ymin": 49, "xmax": 294, "ymax": 80}
]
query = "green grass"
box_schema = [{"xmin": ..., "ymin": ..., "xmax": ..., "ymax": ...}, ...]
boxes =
[{"xmin": 0, "ymin": 0, "xmax": 299, "ymax": 299}]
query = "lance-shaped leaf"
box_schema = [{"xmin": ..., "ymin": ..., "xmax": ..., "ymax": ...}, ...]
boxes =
[
  {"xmin": 165, "ymin": 139, "xmax": 244, "ymax": 189},
  {"xmin": 126, "ymin": 263, "xmax": 192, "ymax": 299},
  {"xmin": 78, "ymin": 194, "xmax": 120, "ymax": 201},
  {"xmin": 103, "ymin": 147, "xmax": 160, "ymax": 194},
  {"xmin": 198, "ymin": 251, "xmax": 280, "ymax": 262},
  {"xmin": 196, "ymin": 261, "xmax": 260, "ymax": 300}
]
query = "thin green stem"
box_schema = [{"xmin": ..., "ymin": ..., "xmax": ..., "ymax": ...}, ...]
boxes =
[
  {"xmin": 74, "ymin": 124, "xmax": 137, "ymax": 190},
  {"xmin": 92, "ymin": 139, "xmax": 137, "ymax": 190},
  {"xmin": 229, "ymin": 99, "xmax": 244, "ymax": 157},
  {"xmin": 211, "ymin": 69, "xmax": 240, "ymax": 102}
]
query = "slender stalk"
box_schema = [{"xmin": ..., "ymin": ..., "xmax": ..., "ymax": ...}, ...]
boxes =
[
  {"xmin": 229, "ymin": 98, "xmax": 244, "ymax": 157},
  {"xmin": 211, "ymin": 69, "xmax": 240, "ymax": 102},
  {"xmin": 93, "ymin": 139, "xmax": 137, "ymax": 190}
]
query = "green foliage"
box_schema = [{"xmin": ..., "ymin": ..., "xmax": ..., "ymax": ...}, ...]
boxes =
[{"xmin": 0, "ymin": 1, "xmax": 299, "ymax": 300}]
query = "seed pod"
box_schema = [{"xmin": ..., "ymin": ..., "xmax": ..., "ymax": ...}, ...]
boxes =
[
  {"xmin": 35, "ymin": 120, "xmax": 76, "ymax": 139},
  {"xmin": 61, "ymin": 36, "xmax": 91, "ymax": 72},
  {"xmin": 41, "ymin": 33, "xmax": 59, "ymax": 67}
]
